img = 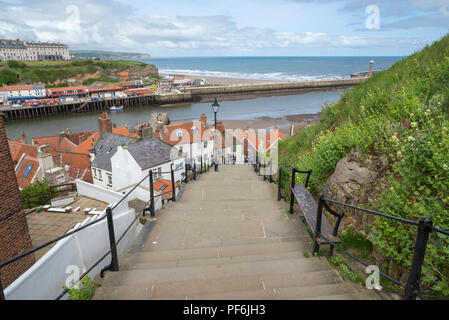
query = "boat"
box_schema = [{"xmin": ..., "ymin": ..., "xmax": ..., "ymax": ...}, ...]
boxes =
[{"xmin": 109, "ymin": 105, "xmax": 124, "ymax": 111}]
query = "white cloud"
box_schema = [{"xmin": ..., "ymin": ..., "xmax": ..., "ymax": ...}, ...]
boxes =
[{"xmin": 0, "ymin": 0, "xmax": 428, "ymax": 54}]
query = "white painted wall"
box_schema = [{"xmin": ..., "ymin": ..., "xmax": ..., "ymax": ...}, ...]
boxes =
[{"xmin": 4, "ymin": 182, "xmax": 141, "ymax": 300}]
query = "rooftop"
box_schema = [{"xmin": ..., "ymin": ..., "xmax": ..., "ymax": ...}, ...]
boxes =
[
  {"xmin": 26, "ymin": 196, "xmax": 107, "ymax": 260},
  {"xmin": 91, "ymin": 132, "xmax": 138, "ymax": 171},
  {"xmin": 126, "ymin": 138, "xmax": 174, "ymax": 170}
]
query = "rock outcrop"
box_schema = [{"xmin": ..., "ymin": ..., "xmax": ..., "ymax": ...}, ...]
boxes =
[{"xmin": 324, "ymin": 151, "xmax": 379, "ymax": 231}]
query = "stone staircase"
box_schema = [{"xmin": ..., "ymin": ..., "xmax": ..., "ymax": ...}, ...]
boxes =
[{"xmin": 94, "ymin": 165, "xmax": 375, "ymax": 300}]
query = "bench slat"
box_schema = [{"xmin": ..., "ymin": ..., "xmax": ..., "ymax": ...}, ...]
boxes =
[{"xmin": 291, "ymin": 184, "xmax": 341, "ymax": 245}]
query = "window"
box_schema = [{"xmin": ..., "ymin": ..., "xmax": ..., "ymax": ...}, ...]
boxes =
[
  {"xmin": 175, "ymin": 129, "xmax": 182, "ymax": 138},
  {"xmin": 158, "ymin": 167, "xmax": 162, "ymax": 178},
  {"xmin": 192, "ymin": 126, "xmax": 199, "ymax": 135},
  {"xmin": 93, "ymin": 168, "xmax": 97, "ymax": 178},
  {"xmin": 98, "ymin": 170, "xmax": 103, "ymax": 181},
  {"xmin": 204, "ymin": 141, "xmax": 207, "ymax": 148},
  {"xmin": 107, "ymin": 174, "xmax": 112, "ymax": 186}
]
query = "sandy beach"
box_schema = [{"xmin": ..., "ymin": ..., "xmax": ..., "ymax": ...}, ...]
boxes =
[{"xmin": 161, "ymin": 73, "xmax": 285, "ymax": 86}]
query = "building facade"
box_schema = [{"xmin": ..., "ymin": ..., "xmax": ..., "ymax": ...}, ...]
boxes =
[{"xmin": 0, "ymin": 39, "xmax": 70, "ymax": 62}]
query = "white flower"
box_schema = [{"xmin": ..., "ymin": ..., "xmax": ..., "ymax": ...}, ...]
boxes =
[
  {"xmin": 408, "ymin": 136, "xmax": 415, "ymax": 142},
  {"xmin": 397, "ymin": 151, "xmax": 402, "ymax": 157},
  {"xmin": 444, "ymin": 164, "xmax": 449, "ymax": 171},
  {"xmin": 411, "ymin": 122, "xmax": 417, "ymax": 128}
]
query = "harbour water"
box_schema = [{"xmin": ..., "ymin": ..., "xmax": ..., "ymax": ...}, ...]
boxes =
[{"xmin": 5, "ymin": 90, "xmax": 341, "ymax": 140}]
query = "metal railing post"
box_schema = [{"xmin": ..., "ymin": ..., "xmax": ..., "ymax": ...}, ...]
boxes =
[
  {"xmin": 200, "ymin": 157, "xmax": 203, "ymax": 173},
  {"xmin": 184, "ymin": 161, "xmax": 189, "ymax": 183},
  {"xmin": 193, "ymin": 160, "xmax": 197, "ymax": 180},
  {"xmin": 0, "ymin": 278, "xmax": 5, "ymax": 300},
  {"xmin": 404, "ymin": 217, "xmax": 433, "ymax": 300},
  {"xmin": 171, "ymin": 164, "xmax": 176, "ymax": 202},
  {"xmin": 289, "ymin": 168, "xmax": 296, "ymax": 214},
  {"xmin": 106, "ymin": 207, "xmax": 119, "ymax": 272},
  {"xmin": 313, "ymin": 194, "xmax": 324, "ymax": 254},
  {"xmin": 329, "ymin": 215, "xmax": 343, "ymax": 257},
  {"xmin": 277, "ymin": 167, "xmax": 282, "ymax": 201},
  {"xmin": 269, "ymin": 161, "xmax": 273, "ymax": 183},
  {"xmin": 149, "ymin": 170, "xmax": 155, "ymax": 216},
  {"xmin": 305, "ymin": 170, "xmax": 312, "ymax": 188}
]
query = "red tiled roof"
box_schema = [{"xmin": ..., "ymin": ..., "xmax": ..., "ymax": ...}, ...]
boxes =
[
  {"xmin": 159, "ymin": 120, "xmax": 212, "ymax": 146},
  {"xmin": 49, "ymin": 151, "xmax": 92, "ymax": 182},
  {"xmin": 8, "ymin": 141, "xmax": 39, "ymax": 163},
  {"xmin": 2, "ymin": 85, "xmax": 33, "ymax": 91},
  {"xmin": 32, "ymin": 135, "xmax": 78, "ymax": 153},
  {"xmin": 66, "ymin": 130, "xmax": 96, "ymax": 145},
  {"xmin": 71, "ymin": 126, "xmax": 138, "ymax": 155},
  {"xmin": 48, "ymin": 86, "xmax": 88, "ymax": 93},
  {"xmin": 154, "ymin": 179, "xmax": 178, "ymax": 200},
  {"xmin": 15, "ymin": 154, "xmax": 40, "ymax": 189},
  {"xmin": 235, "ymin": 128, "xmax": 286, "ymax": 151}
]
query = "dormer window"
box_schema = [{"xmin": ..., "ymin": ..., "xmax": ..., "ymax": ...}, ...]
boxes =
[
  {"xmin": 191, "ymin": 126, "xmax": 199, "ymax": 135},
  {"xmin": 175, "ymin": 129, "xmax": 183, "ymax": 138}
]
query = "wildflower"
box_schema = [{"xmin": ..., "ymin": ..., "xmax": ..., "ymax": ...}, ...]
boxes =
[
  {"xmin": 397, "ymin": 151, "xmax": 402, "ymax": 157},
  {"xmin": 443, "ymin": 164, "xmax": 449, "ymax": 171},
  {"xmin": 425, "ymin": 109, "xmax": 431, "ymax": 116},
  {"xmin": 408, "ymin": 136, "xmax": 415, "ymax": 142},
  {"xmin": 411, "ymin": 122, "xmax": 417, "ymax": 128}
]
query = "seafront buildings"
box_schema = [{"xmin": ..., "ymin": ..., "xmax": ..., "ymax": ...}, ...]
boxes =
[{"xmin": 0, "ymin": 39, "xmax": 70, "ymax": 62}]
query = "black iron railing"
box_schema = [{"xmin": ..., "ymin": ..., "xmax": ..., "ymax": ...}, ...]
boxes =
[
  {"xmin": 280, "ymin": 167, "xmax": 449, "ymax": 300},
  {"xmin": 0, "ymin": 163, "xmax": 187, "ymax": 300}
]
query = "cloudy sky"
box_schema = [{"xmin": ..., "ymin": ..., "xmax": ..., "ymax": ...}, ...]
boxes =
[{"xmin": 0, "ymin": 0, "xmax": 448, "ymax": 56}]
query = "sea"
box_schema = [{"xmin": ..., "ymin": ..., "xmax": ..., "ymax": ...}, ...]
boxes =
[
  {"xmin": 139, "ymin": 56, "xmax": 402, "ymax": 82},
  {"xmin": 5, "ymin": 56, "xmax": 404, "ymax": 140}
]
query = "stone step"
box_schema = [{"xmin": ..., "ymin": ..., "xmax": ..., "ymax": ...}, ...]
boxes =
[
  {"xmin": 135, "ymin": 240, "xmax": 311, "ymax": 262},
  {"xmin": 101, "ymin": 257, "xmax": 332, "ymax": 287},
  {"xmin": 94, "ymin": 269, "xmax": 344, "ymax": 300},
  {"xmin": 120, "ymin": 251, "xmax": 308, "ymax": 270},
  {"xmin": 187, "ymin": 283, "xmax": 355, "ymax": 300}
]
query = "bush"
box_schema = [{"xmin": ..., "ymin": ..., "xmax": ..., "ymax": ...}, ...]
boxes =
[
  {"xmin": 20, "ymin": 179, "xmax": 51, "ymax": 209},
  {"xmin": 63, "ymin": 276, "xmax": 95, "ymax": 300}
]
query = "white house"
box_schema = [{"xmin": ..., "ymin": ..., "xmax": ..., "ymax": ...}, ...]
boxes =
[
  {"xmin": 0, "ymin": 84, "xmax": 47, "ymax": 101},
  {"xmin": 90, "ymin": 132, "xmax": 139, "ymax": 189},
  {"xmin": 111, "ymin": 138, "xmax": 185, "ymax": 206}
]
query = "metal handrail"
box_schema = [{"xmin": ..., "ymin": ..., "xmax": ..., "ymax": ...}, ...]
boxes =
[
  {"xmin": 0, "ymin": 161, "xmax": 190, "ymax": 300},
  {"xmin": 282, "ymin": 166, "xmax": 449, "ymax": 300}
]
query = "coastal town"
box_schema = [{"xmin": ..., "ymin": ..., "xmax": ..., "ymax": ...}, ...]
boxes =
[{"xmin": 1, "ymin": 0, "xmax": 448, "ymax": 305}]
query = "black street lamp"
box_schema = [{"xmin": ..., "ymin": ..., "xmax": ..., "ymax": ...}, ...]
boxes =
[{"xmin": 212, "ymin": 98, "xmax": 220, "ymax": 171}]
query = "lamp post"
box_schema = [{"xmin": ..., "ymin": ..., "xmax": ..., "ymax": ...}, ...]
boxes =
[{"xmin": 212, "ymin": 98, "xmax": 220, "ymax": 171}]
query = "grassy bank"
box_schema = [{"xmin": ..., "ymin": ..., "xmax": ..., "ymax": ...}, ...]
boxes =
[
  {"xmin": 0, "ymin": 59, "xmax": 153, "ymax": 86},
  {"xmin": 279, "ymin": 34, "xmax": 449, "ymax": 298}
]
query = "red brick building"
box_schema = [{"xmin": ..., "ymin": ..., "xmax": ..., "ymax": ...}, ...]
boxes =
[{"xmin": 0, "ymin": 113, "xmax": 35, "ymax": 289}]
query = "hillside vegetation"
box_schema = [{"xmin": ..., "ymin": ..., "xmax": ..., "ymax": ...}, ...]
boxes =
[
  {"xmin": 0, "ymin": 59, "xmax": 157, "ymax": 86},
  {"xmin": 279, "ymin": 34, "xmax": 449, "ymax": 298}
]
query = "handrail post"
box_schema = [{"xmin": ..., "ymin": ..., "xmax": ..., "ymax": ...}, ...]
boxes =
[
  {"xmin": 277, "ymin": 167, "xmax": 282, "ymax": 201},
  {"xmin": 106, "ymin": 207, "xmax": 119, "ymax": 272},
  {"xmin": 171, "ymin": 164, "xmax": 176, "ymax": 202},
  {"xmin": 329, "ymin": 215, "xmax": 343, "ymax": 257},
  {"xmin": 404, "ymin": 217, "xmax": 433, "ymax": 300},
  {"xmin": 289, "ymin": 168, "xmax": 296, "ymax": 214},
  {"xmin": 313, "ymin": 194, "xmax": 324, "ymax": 254},
  {"xmin": 269, "ymin": 161, "xmax": 273, "ymax": 183},
  {"xmin": 184, "ymin": 160, "xmax": 188, "ymax": 183},
  {"xmin": 305, "ymin": 170, "xmax": 312, "ymax": 188},
  {"xmin": 0, "ymin": 278, "xmax": 5, "ymax": 300},
  {"xmin": 149, "ymin": 171, "xmax": 155, "ymax": 216}
]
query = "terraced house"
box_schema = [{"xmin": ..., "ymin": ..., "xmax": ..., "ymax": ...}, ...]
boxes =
[{"xmin": 0, "ymin": 39, "xmax": 70, "ymax": 61}]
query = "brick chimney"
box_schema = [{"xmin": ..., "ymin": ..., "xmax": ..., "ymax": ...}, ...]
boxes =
[
  {"xmin": 98, "ymin": 112, "xmax": 112, "ymax": 133},
  {"xmin": 0, "ymin": 113, "xmax": 35, "ymax": 289},
  {"xmin": 21, "ymin": 130, "xmax": 26, "ymax": 144}
]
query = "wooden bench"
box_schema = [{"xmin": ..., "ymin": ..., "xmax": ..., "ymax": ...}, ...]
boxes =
[{"xmin": 289, "ymin": 169, "xmax": 343, "ymax": 253}]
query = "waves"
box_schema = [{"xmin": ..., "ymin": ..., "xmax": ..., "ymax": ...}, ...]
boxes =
[{"xmin": 159, "ymin": 68, "xmax": 347, "ymax": 82}]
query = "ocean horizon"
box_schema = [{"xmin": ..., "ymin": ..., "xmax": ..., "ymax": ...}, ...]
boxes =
[{"xmin": 139, "ymin": 56, "xmax": 404, "ymax": 82}]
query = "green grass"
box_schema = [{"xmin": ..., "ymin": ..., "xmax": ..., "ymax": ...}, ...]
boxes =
[
  {"xmin": 0, "ymin": 59, "xmax": 152, "ymax": 86},
  {"xmin": 278, "ymin": 33, "xmax": 449, "ymax": 298}
]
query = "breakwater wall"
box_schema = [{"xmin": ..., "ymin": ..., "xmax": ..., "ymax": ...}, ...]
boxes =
[
  {"xmin": 186, "ymin": 78, "xmax": 366, "ymax": 101},
  {"xmin": 2, "ymin": 92, "xmax": 192, "ymax": 121}
]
